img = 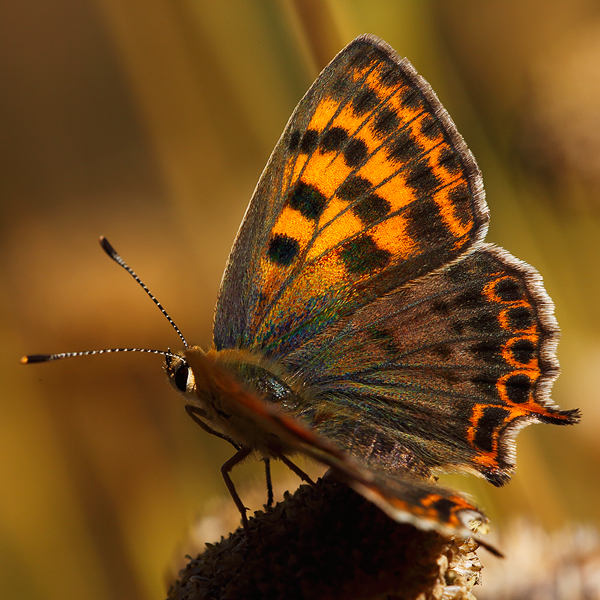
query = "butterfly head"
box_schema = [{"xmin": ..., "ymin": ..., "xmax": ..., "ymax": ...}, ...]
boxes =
[
  {"xmin": 165, "ymin": 348, "xmax": 249, "ymax": 421},
  {"xmin": 165, "ymin": 351, "xmax": 197, "ymax": 398}
]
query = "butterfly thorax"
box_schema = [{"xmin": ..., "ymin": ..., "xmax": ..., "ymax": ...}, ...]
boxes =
[{"xmin": 166, "ymin": 347, "xmax": 308, "ymax": 455}]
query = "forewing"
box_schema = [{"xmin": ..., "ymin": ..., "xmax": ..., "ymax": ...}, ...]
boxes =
[
  {"xmin": 283, "ymin": 246, "xmax": 580, "ymax": 485},
  {"xmin": 214, "ymin": 34, "xmax": 488, "ymax": 354}
]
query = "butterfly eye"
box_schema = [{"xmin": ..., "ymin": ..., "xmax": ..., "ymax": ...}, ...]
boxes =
[{"xmin": 174, "ymin": 363, "xmax": 190, "ymax": 392}]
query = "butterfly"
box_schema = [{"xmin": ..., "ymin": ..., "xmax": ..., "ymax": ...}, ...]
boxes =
[{"xmin": 24, "ymin": 34, "xmax": 579, "ymax": 555}]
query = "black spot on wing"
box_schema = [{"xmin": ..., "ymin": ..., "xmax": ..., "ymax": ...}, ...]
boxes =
[
  {"xmin": 379, "ymin": 65, "xmax": 404, "ymax": 88},
  {"xmin": 320, "ymin": 127, "xmax": 348, "ymax": 152},
  {"xmin": 495, "ymin": 278, "xmax": 525, "ymax": 302},
  {"xmin": 352, "ymin": 89, "xmax": 379, "ymax": 115},
  {"xmin": 399, "ymin": 86, "xmax": 424, "ymax": 110},
  {"xmin": 473, "ymin": 406, "xmax": 509, "ymax": 452},
  {"xmin": 288, "ymin": 182, "xmax": 327, "ymax": 221},
  {"xmin": 353, "ymin": 194, "xmax": 391, "ymax": 225},
  {"xmin": 445, "ymin": 259, "xmax": 469, "ymax": 284},
  {"xmin": 432, "ymin": 300, "xmax": 450, "ymax": 315},
  {"xmin": 338, "ymin": 175, "xmax": 372, "ymax": 201},
  {"xmin": 300, "ymin": 130, "xmax": 319, "ymax": 153},
  {"xmin": 404, "ymin": 197, "xmax": 448, "ymax": 247},
  {"xmin": 288, "ymin": 130, "xmax": 301, "ymax": 151},
  {"xmin": 344, "ymin": 138, "xmax": 368, "ymax": 167},
  {"xmin": 420, "ymin": 114, "xmax": 442, "ymax": 140},
  {"xmin": 387, "ymin": 130, "xmax": 422, "ymax": 163},
  {"xmin": 442, "ymin": 371, "xmax": 460, "ymax": 384},
  {"xmin": 429, "ymin": 497, "xmax": 455, "ymax": 524},
  {"xmin": 504, "ymin": 374, "xmax": 532, "ymax": 404},
  {"xmin": 340, "ymin": 236, "xmax": 391, "ymax": 275},
  {"xmin": 433, "ymin": 344, "xmax": 452, "ymax": 359},
  {"xmin": 507, "ymin": 306, "xmax": 534, "ymax": 331},
  {"xmin": 405, "ymin": 162, "xmax": 441, "ymax": 194},
  {"xmin": 438, "ymin": 147, "xmax": 461, "ymax": 174},
  {"xmin": 466, "ymin": 310, "xmax": 501, "ymax": 335},
  {"xmin": 509, "ymin": 339, "xmax": 536, "ymax": 364},
  {"xmin": 455, "ymin": 288, "xmax": 483, "ymax": 309},
  {"xmin": 268, "ymin": 234, "xmax": 300, "ymax": 266},
  {"xmin": 471, "ymin": 341, "xmax": 501, "ymax": 364},
  {"xmin": 447, "ymin": 184, "xmax": 473, "ymax": 230},
  {"xmin": 372, "ymin": 107, "xmax": 400, "ymax": 137}
]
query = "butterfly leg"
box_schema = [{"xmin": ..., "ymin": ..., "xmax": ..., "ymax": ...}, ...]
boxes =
[
  {"xmin": 185, "ymin": 404, "xmax": 241, "ymax": 450},
  {"xmin": 263, "ymin": 458, "xmax": 274, "ymax": 507},
  {"xmin": 222, "ymin": 447, "xmax": 253, "ymax": 532},
  {"xmin": 277, "ymin": 453, "xmax": 318, "ymax": 490}
]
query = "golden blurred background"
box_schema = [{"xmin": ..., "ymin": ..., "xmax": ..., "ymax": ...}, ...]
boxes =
[{"xmin": 2, "ymin": 1, "xmax": 600, "ymax": 598}]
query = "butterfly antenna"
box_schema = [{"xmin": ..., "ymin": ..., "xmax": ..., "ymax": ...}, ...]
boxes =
[
  {"xmin": 21, "ymin": 348, "xmax": 179, "ymax": 364},
  {"xmin": 21, "ymin": 237, "xmax": 189, "ymax": 365},
  {"xmin": 99, "ymin": 236, "xmax": 188, "ymax": 349}
]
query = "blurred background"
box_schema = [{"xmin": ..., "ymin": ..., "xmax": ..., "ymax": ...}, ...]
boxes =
[{"xmin": 2, "ymin": 1, "xmax": 600, "ymax": 598}]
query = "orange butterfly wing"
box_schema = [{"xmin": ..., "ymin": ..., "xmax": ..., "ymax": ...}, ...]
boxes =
[{"xmin": 214, "ymin": 35, "xmax": 487, "ymax": 355}]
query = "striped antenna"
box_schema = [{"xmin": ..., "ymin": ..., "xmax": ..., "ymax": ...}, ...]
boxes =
[
  {"xmin": 21, "ymin": 348, "xmax": 179, "ymax": 364},
  {"xmin": 21, "ymin": 237, "xmax": 188, "ymax": 364},
  {"xmin": 99, "ymin": 237, "xmax": 188, "ymax": 348}
]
